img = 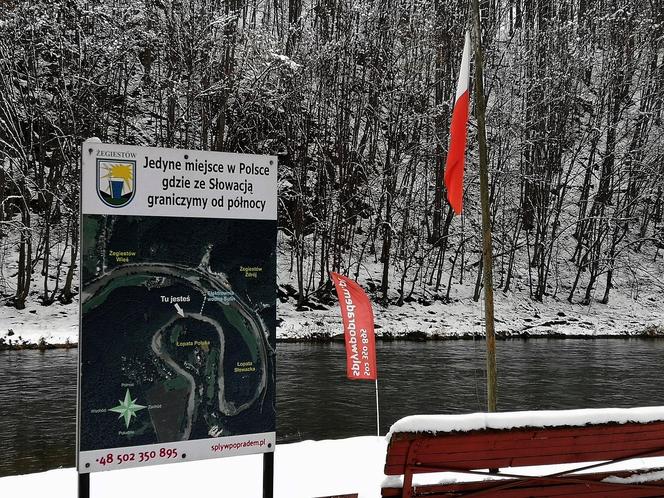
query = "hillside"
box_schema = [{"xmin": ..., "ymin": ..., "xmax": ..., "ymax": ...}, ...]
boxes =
[
  {"xmin": 2, "ymin": 0, "xmax": 664, "ymax": 347},
  {"xmin": 3, "ymin": 225, "xmax": 664, "ymax": 349}
]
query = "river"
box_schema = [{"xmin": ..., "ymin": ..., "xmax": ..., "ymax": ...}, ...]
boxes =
[{"xmin": 3, "ymin": 339, "xmax": 664, "ymax": 477}]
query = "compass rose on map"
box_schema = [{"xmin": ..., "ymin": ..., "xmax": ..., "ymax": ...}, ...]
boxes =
[{"xmin": 110, "ymin": 389, "xmax": 146, "ymax": 428}]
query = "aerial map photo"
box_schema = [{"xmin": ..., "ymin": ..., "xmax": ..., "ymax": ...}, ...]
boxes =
[{"xmin": 78, "ymin": 214, "xmax": 276, "ymax": 454}]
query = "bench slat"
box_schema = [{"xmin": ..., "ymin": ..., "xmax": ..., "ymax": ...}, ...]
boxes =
[
  {"xmin": 385, "ymin": 422, "xmax": 664, "ymax": 475},
  {"xmin": 382, "ymin": 469, "xmax": 664, "ymax": 498},
  {"xmin": 387, "ymin": 422, "xmax": 664, "ymax": 456},
  {"xmin": 387, "ymin": 429, "xmax": 664, "ymax": 461},
  {"xmin": 411, "ymin": 481, "xmax": 664, "ymax": 498},
  {"xmin": 386, "ymin": 449, "xmax": 664, "ymax": 476},
  {"xmin": 386, "ymin": 437, "xmax": 664, "ymax": 469}
]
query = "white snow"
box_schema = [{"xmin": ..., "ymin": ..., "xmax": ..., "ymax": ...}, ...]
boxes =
[
  {"xmin": 0, "ymin": 299, "xmax": 78, "ymax": 347},
  {"xmin": 386, "ymin": 406, "xmax": 664, "ymax": 441},
  {"xmin": 270, "ymin": 52, "xmax": 302, "ymax": 70},
  {"xmin": 3, "ymin": 434, "xmax": 664, "ymax": 497},
  {"xmin": 0, "ymin": 437, "xmax": 387, "ymax": 498},
  {"xmin": 603, "ymin": 469, "xmax": 664, "ymax": 484},
  {"xmin": 4, "ymin": 276, "xmax": 664, "ymax": 347}
]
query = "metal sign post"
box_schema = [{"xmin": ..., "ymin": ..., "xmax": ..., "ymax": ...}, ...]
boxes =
[
  {"xmin": 263, "ymin": 451, "xmax": 274, "ymax": 498},
  {"xmin": 78, "ymin": 472, "xmax": 90, "ymax": 498}
]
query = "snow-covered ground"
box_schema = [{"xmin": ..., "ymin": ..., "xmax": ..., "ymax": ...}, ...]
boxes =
[
  {"xmin": 278, "ymin": 283, "xmax": 664, "ymax": 340},
  {"xmin": 0, "ymin": 299, "xmax": 77, "ymax": 348},
  {"xmin": 2, "ymin": 431, "xmax": 664, "ymax": 497},
  {"xmin": 0, "ymin": 437, "xmax": 386, "ymax": 498},
  {"xmin": 3, "ymin": 281, "xmax": 664, "ymax": 348}
]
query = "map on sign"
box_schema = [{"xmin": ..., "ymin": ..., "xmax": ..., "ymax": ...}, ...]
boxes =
[{"xmin": 78, "ymin": 143, "xmax": 276, "ymax": 473}]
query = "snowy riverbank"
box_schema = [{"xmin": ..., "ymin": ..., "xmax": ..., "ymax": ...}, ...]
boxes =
[
  {"xmin": 277, "ymin": 285, "xmax": 664, "ymax": 340},
  {"xmin": 2, "ymin": 284, "xmax": 664, "ymax": 349}
]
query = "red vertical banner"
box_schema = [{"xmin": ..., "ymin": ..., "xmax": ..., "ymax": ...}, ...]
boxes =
[{"xmin": 330, "ymin": 272, "xmax": 377, "ymax": 381}]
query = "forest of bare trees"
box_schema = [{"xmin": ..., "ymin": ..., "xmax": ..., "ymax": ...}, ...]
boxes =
[{"xmin": 1, "ymin": 0, "xmax": 663, "ymax": 312}]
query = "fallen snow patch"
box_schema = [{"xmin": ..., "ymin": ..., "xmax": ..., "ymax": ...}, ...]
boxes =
[{"xmin": 603, "ymin": 469, "xmax": 664, "ymax": 484}]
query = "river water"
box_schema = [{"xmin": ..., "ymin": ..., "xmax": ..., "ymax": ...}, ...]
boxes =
[{"xmin": 2, "ymin": 339, "xmax": 664, "ymax": 477}]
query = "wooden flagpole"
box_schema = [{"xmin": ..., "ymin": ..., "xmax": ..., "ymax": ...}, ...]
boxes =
[
  {"xmin": 470, "ymin": 0, "xmax": 498, "ymax": 412},
  {"xmin": 375, "ymin": 378, "xmax": 380, "ymax": 436}
]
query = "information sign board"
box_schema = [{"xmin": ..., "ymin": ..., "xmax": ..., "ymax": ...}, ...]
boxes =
[{"xmin": 77, "ymin": 142, "xmax": 276, "ymax": 473}]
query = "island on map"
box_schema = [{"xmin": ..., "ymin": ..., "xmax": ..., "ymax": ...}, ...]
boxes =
[{"xmin": 79, "ymin": 215, "xmax": 276, "ymax": 452}]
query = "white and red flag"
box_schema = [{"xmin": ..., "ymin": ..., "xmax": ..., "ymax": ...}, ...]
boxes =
[
  {"xmin": 444, "ymin": 31, "xmax": 471, "ymax": 215},
  {"xmin": 330, "ymin": 272, "xmax": 377, "ymax": 381}
]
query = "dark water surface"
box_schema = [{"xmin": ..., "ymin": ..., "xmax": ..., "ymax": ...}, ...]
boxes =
[
  {"xmin": 3, "ymin": 339, "xmax": 664, "ymax": 476},
  {"xmin": 277, "ymin": 339, "xmax": 664, "ymax": 441},
  {"xmin": 0, "ymin": 349, "xmax": 78, "ymax": 477}
]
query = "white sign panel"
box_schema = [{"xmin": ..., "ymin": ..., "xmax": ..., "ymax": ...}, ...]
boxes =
[
  {"xmin": 80, "ymin": 432, "xmax": 276, "ymax": 472},
  {"xmin": 81, "ymin": 142, "xmax": 277, "ymax": 220}
]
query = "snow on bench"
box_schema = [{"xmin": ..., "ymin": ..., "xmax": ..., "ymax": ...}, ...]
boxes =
[
  {"xmin": 383, "ymin": 407, "xmax": 664, "ymax": 497},
  {"xmin": 386, "ymin": 406, "xmax": 664, "ymax": 439}
]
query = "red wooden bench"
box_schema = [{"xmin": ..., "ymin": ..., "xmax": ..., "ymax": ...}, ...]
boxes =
[{"xmin": 382, "ymin": 408, "xmax": 664, "ymax": 497}]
